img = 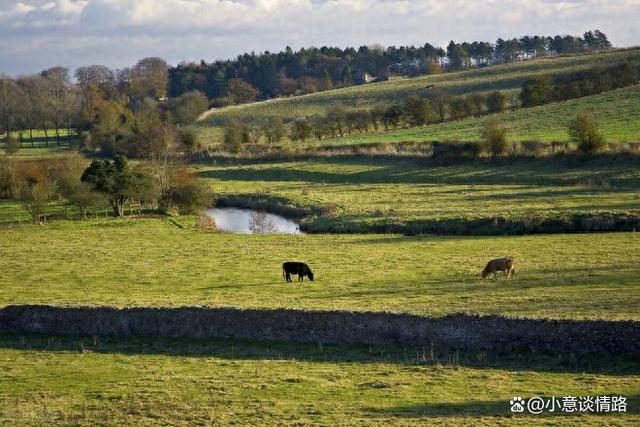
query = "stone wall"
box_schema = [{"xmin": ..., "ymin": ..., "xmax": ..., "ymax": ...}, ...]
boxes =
[{"xmin": 0, "ymin": 305, "xmax": 637, "ymax": 355}]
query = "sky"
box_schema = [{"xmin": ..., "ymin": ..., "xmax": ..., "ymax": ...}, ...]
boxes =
[{"xmin": 1, "ymin": 0, "xmax": 639, "ymax": 76}]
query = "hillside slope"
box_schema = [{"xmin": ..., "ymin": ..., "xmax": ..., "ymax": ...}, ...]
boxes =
[
  {"xmin": 324, "ymin": 84, "xmax": 640, "ymax": 145},
  {"xmin": 194, "ymin": 48, "xmax": 640, "ymax": 145}
]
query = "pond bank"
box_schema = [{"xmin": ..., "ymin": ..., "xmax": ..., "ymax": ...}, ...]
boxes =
[{"xmin": 215, "ymin": 194, "xmax": 640, "ymax": 235}]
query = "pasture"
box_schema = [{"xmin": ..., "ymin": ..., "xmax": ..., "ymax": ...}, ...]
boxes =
[
  {"xmin": 2, "ymin": 49, "xmax": 640, "ymax": 424},
  {"xmin": 194, "ymin": 48, "xmax": 640, "ymax": 146},
  {"xmin": 1, "ymin": 153, "xmax": 639, "ymax": 425},
  {"xmin": 0, "ymin": 335, "xmax": 638, "ymax": 425},
  {"xmin": 323, "ymin": 84, "xmax": 640, "ymax": 145},
  {"xmin": 195, "ymin": 155, "xmax": 640, "ymax": 233},
  {"xmin": 0, "ymin": 218, "xmax": 638, "ymax": 320}
]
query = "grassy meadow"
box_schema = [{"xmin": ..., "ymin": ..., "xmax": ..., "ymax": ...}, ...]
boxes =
[
  {"xmin": 195, "ymin": 155, "xmax": 640, "ymax": 232},
  {"xmin": 0, "ymin": 335, "xmax": 638, "ymax": 426},
  {"xmin": 0, "ymin": 218, "xmax": 638, "ymax": 320},
  {"xmin": 322, "ymin": 84, "xmax": 640, "ymax": 145},
  {"xmin": 194, "ymin": 48, "xmax": 640, "ymax": 146}
]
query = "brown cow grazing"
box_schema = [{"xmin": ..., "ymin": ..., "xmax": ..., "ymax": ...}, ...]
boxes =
[
  {"xmin": 482, "ymin": 257, "xmax": 516, "ymax": 279},
  {"xmin": 283, "ymin": 261, "xmax": 314, "ymax": 283}
]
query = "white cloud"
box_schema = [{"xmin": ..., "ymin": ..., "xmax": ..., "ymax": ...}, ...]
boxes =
[{"xmin": 1, "ymin": 0, "xmax": 639, "ymax": 75}]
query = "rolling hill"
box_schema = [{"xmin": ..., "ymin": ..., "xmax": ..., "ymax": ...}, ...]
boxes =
[{"xmin": 194, "ymin": 48, "xmax": 640, "ymax": 146}]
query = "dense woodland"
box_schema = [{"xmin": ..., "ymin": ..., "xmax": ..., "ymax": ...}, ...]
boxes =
[{"xmin": 169, "ymin": 30, "xmax": 611, "ymax": 101}]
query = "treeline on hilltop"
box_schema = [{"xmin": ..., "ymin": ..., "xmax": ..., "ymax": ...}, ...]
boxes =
[
  {"xmin": 169, "ymin": 30, "xmax": 611, "ymax": 102},
  {"xmin": 0, "ymin": 29, "xmax": 624, "ymax": 159}
]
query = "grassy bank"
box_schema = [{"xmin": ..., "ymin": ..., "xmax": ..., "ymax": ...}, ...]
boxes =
[
  {"xmin": 195, "ymin": 155, "xmax": 640, "ymax": 233},
  {"xmin": 0, "ymin": 218, "xmax": 638, "ymax": 320}
]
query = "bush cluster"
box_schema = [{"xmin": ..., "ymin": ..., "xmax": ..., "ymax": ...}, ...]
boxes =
[{"xmin": 520, "ymin": 61, "xmax": 639, "ymax": 107}]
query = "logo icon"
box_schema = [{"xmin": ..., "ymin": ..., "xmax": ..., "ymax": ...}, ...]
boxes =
[{"xmin": 510, "ymin": 397, "xmax": 525, "ymax": 413}]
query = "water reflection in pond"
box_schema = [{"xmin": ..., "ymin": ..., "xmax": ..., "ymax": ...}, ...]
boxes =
[{"xmin": 205, "ymin": 208, "xmax": 302, "ymax": 234}]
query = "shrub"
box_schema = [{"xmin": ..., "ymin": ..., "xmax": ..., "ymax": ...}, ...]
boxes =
[
  {"xmin": 404, "ymin": 96, "xmax": 432, "ymax": 126},
  {"xmin": 4, "ymin": 136, "xmax": 20, "ymax": 155},
  {"xmin": 15, "ymin": 162, "xmax": 55, "ymax": 222},
  {"xmin": 160, "ymin": 170, "xmax": 214, "ymax": 214},
  {"xmin": 262, "ymin": 118, "xmax": 287, "ymax": 143},
  {"xmin": 467, "ymin": 93, "xmax": 486, "ymax": 116},
  {"xmin": 486, "ymin": 91, "xmax": 506, "ymax": 113},
  {"xmin": 290, "ymin": 119, "xmax": 312, "ymax": 142},
  {"xmin": 482, "ymin": 121, "xmax": 510, "ymax": 157},
  {"xmin": 448, "ymin": 97, "xmax": 472, "ymax": 120},
  {"xmin": 223, "ymin": 119, "xmax": 245, "ymax": 153},
  {"xmin": 57, "ymin": 154, "xmax": 103, "ymax": 219},
  {"xmin": 382, "ymin": 104, "xmax": 404, "ymax": 129},
  {"xmin": 179, "ymin": 128, "xmax": 203, "ymax": 153},
  {"xmin": 0, "ymin": 159, "xmax": 19, "ymax": 199},
  {"xmin": 241, "ymin": 124, "xmax": 261, "ymax": 144},
  {"xmin": 520, "ymin": 140, "xmax": 548, "ymax": 157},
  {"xmin": 568, "ymin": 113, "xmax": 606, "ymax": 155},
  {"xmin": 428, "ymin": 89, "xmax": 452, "ymax": 122},
  {"xmin": 520, "ymin": 75, "xmax": 552, "ymax": 107},
  {"xmin": 196, "ymin": 213, "xmax": 217, "ymax": 231},
  {"xmin": 432, "ymin": 141, "xmax": 485, "ymax": 160},
  {"xmin": 169, "ymin": 90, "xmax": 209, "ymax": 124}
]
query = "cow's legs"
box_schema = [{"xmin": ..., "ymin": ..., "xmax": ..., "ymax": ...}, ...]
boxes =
[
  {"xmin": 285, "ymin": 272, "xmax": 292, "ymax": 283},
  {"xmin": 299, "ymin": 273, "xmax": 303, "ymax": 282}
]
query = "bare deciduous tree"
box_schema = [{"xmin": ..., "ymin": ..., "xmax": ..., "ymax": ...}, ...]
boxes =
[{"xmin": 248, "ymin": 211, "xmax": 278, "ymax": 234}]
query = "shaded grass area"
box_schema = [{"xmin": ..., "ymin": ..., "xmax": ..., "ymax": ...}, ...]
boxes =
[
  {"xmin": 194, "ymin": 48, "xmax": 640, "ymax": 146},
  {"xmin": 0, "ymin": 146, "xmax": 78, "ymax": 158},
  {"xmin": 195, "ymin": 155, "xmax": 640, "ymax": 232},
  {"xmin": 0, "ymin": 218, "xmax": 638, "ymax": 320},
  {"xmin": 0, "ymin": 335, "xmax": 637, "ymax": 425}
]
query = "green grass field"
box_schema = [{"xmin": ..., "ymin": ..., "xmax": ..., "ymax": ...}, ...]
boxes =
[
  {"xmin": 194, "ymin": 48, "xmax": 640, "ymax": 146},
  {"xmin": 320, "ymin": 85, "xmax": 640, "ymax": 145},
  {"xmin": 0, "ymin": 335, "xmax": 638, "ymax": 425},
  {"xmin": 195, "ymin": 156, "xmax": 640, "ymax": 231},
  {"xmin": 2, "ymin": 49, "xmax": 640, "ymax": 424},
  {"xmin": 0, "ymin": 218, "xmax": 638, "ymax": 320},
  {"xmin": 2, "ymin": 153, "xmax": 639, "ymax": 425}
]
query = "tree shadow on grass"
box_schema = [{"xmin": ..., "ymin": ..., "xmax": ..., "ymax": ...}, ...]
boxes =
[
  {"xmin": 197, "ymin": 156, "xmax": 640, "ymax": 187},
  {"xmin": 366, "ymin": 395, "xmax": 640, "ymax": 418},
  {"xmin": 0, "ymin": 334, "xmax": 638, "ymax": 376}
]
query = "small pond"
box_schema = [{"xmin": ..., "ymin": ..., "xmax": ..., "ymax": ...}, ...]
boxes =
[{"xmin": 205, "ymin": 207, "xmax": 303, "ymax": 234}]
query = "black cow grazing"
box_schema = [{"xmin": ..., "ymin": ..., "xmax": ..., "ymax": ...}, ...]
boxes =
[{"xmin": 282, "ymin": 261, "xmax": 314, "ymax": 283}]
